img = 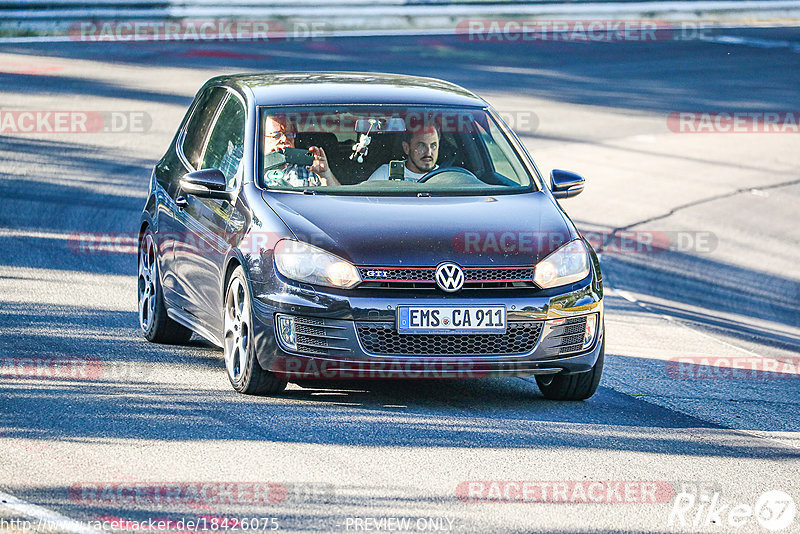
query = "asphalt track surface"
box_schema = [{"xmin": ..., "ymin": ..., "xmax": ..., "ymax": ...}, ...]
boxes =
[{"xmin": 0, "ymin": 26, "xmax": 799, "ymax": 534}]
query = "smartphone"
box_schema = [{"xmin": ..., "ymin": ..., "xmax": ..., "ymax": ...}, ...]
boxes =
[
  {"xmin": 283, "ymin": 147, "xmax": 314, "ymax": 167},
  {"xmin": 263, "ymin": 148, "xmax": 315, "ymax": 170},
  {"xmin": 389, "ymin": 160, "xmax": 405, "ymax": 180}
]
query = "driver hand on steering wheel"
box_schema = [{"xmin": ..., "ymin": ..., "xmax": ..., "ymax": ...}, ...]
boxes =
[{"xmin": 367, "ymin": 125, "xmax": 439, "ymax": 181}]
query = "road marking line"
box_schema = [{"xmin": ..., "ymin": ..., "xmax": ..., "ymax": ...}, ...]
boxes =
[
  {"xmin": 613, "ymin": 288, "xmax": 638, "ymax": 303},
  {"xmin": 700, "ymin": 33, "xmax": 800, "ymax": 53},
  {"xmin": 606, "ymin": 284, "xmax": 773, "ymax": 359},
  {"xmin": 0, "ymin": 491, "xmax": 103, "ymax": 534}
]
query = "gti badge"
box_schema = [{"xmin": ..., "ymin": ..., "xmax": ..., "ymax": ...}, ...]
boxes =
[{"xmin": 435, "ymin": 262, "xmax": 464, "ymax": 292}]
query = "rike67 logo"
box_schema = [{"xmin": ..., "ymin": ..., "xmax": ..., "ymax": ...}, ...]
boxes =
[{"xmin": 669, "ymin": 490, "xmax": 796, "ymax": 531}]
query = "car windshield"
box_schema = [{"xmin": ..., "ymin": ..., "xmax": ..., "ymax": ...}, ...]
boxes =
[{"xmin": 257, "ymin": 106, "xmax": 536, "ymax": 195}]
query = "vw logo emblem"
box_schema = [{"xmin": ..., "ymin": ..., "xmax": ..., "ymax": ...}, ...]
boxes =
[{"xmin": 435, "ymin": 262, "xmax": 464, "ymax": 292}]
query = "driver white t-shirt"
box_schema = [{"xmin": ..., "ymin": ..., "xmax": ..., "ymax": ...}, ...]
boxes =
[{"xmin": 367, "ymin": 163, "xmax": 437, "ymax": 182}]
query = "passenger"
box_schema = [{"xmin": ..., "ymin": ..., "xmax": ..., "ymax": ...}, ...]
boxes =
[
  {"xmin": 262, "ymin": 115, "xmax": 340, "ymax": 187},
  {"xmin": 367, "ymin": 124, "xmax": 439, "ymax": 181}
]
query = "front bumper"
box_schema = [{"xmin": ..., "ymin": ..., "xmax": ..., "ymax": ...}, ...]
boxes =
[{"xmin": 249, "ymin": 275, "xmax": 603, "ymax": 380}]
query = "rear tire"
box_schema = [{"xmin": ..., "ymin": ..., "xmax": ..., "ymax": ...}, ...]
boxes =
[
  {"xmin": 223, "ymin": 266, "xmax": 287, "ymax": 396},
  {"xmin": 536, "ymin": 340, "xmax": 604, "ymax": 401},
  {"xmin": 138, "ymin": 229, "xmax": 193, "ymax": 345}
]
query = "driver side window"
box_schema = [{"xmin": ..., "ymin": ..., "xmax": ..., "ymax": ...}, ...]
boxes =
[
  {"xmin": 201, "ymin": 95, "xmax": 246, "ymax": 188},
  {"xmin": 182, "ymin": 87, "xmax": 227, "ymax": 170}
]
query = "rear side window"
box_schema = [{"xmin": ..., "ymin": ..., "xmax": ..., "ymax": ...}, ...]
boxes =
[
  {"xmin": 182, "ymin": 87, "xmax": 227, "ymax": 169},
  {"xmin": 201, "ymin": 95, "xmax": 246, "ymax": 188}
]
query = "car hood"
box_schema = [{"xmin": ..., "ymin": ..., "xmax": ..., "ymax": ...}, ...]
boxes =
[{"xmin": 261, "ymin": 191, "xmax": 575, "ymax": 267}]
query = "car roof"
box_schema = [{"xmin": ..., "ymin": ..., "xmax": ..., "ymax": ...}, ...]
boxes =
[{"xmin": 208, "ymin": 72, "xmax": 488, "ymax": 108}]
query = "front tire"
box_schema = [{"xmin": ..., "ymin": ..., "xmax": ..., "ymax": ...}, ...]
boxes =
[
  {"xmin": 138, "ymin": 230, "xmax": 193, "ymax": 345},
  {"xmin": 536, "ymin": 340, "xmax": 604, "ymax": 401},
  {"xmin": 223, "ymin": 266, "xmax": 287, "ymax": 395}
]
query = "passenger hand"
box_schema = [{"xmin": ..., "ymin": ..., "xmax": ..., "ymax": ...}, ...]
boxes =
[
  {"xmin": 308, "ymin": 146, "xmax": 340, "ymax": 185},
  {"xmin": 308, "ymin": 146, "xmax": 329, "ymax": 175}
]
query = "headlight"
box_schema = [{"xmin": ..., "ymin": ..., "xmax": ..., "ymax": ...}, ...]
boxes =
[
  {"xmin": 273, "ymin": 239, "xmax": 361, "ymax": 289},
  {"xmin": 534, "ymin": 239, "xmax": 591, "ymax": 288}
]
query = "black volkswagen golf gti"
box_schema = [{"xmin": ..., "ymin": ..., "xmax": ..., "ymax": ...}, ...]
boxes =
[{"xmin": 138, "ymin": 72, "xmax": 604, "ymax": 400}]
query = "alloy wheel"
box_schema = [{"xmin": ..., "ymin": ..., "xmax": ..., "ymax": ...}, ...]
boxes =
[
  {"xmin": 137, "ymin": 233, "xmax": 157, "ymax": 332},
  {"xmin": 224, "ymin": 276, "xmax": 251, "ymax": 382}
]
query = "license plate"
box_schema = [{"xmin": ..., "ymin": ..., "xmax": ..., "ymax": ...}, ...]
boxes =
[{"xmin": 397, "ymin": 305, "xmax": 506, "ymax": 334}]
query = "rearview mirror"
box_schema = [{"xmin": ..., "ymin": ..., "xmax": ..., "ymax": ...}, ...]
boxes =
[
  {"xmin": 180, "ymin": 169, "xmax": 233, "ymax": 200},
  {"xmin": 550, "ymin": 169, "xmax": 585, "ymax": 199}
]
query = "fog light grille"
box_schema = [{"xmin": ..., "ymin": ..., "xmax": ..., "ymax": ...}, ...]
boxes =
[
  {"xmin": 275, "ymin": 315, "xmax": 350, "ymax": 356},
  {"xmin": 548, "ymin": 315, "xmax": 598, "ymax": 355}
]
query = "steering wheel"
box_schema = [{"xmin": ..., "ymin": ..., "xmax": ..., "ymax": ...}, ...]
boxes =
[{"xmin": 417, "ymin": 166, "xmax": 479, "ymax": 183}]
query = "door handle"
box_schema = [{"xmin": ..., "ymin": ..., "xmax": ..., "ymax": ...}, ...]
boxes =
[{"xmin": 176, "ymin": 196, "xmax": 188, "ymax": 209}]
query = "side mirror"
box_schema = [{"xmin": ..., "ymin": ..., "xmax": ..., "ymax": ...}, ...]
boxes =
[
  {"xmin": 550, "ymin": 169, "xmax": 585, "ymax": 199},
  {"xmin": 180, "ymin": 169, "xmax": 232, "ymax": 200}
]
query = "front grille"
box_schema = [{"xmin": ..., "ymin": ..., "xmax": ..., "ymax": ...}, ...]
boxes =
[
  {"xmin": 358, "ymin": 266, "xmax": 537, "ymax": 290},
  {"xmin": 359, "ymin": 268, "xmax": 434, "ymax": 282},
  {"xmin": 356, "ymin": 321, "xmax": 544, "ymax": 356},
  {"xmin": 359, "ymin": 280, "xmax": 535, "ymax": 289},
  {"xmin": 465, "ymin": 267, "xmax": 535, "ymax": 281}
]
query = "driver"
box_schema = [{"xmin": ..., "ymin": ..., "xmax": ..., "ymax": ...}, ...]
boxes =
[
  {"xmin": 367, "ymin": 124, "xmax": 439, "ymax": 181},
  {"xmin": 262, "ymin": 115, "xmax": 340, "ymax": 187}
]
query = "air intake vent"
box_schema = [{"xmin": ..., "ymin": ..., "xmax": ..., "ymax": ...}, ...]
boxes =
[{"xmin": 356, "ymin": 321, "xmax": 544, "ymax": 356}]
